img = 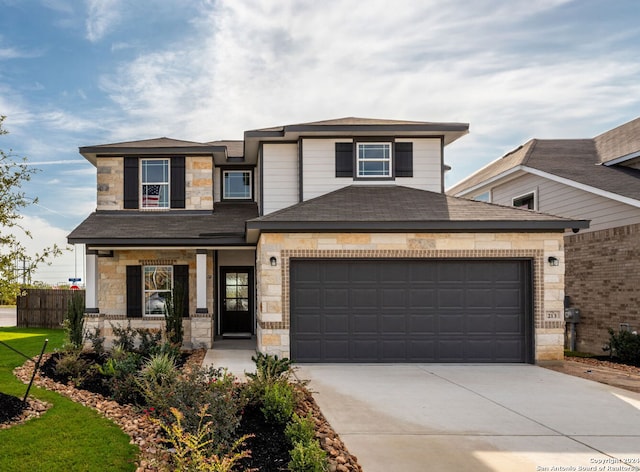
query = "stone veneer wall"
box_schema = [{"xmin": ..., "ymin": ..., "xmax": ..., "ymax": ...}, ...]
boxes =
[
  {"xmin": 565, "ymin": 223, "xmax": 640, "ymax": 354},
  {"xmin": 87, "ymin": 249, "xmax": 213, "ymax": 349},
  {"xmin": 255, "ymin": 232, "xmax": 566, "ymax": 363},
  {"xmin": 95, "ymin": 156, "xmax": 214, "ymax": 211}
]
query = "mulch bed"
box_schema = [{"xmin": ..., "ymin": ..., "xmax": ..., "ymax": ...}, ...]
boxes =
[{"xmin": 9, "ymin": 349, "xmax": 362, "ymax": 472}]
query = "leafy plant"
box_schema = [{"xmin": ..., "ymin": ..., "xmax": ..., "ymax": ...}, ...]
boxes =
[
  {"xmin": 604, "ymin": 328, "xmax": 640, "ymax": 366},
  {"xmin": 245, "ymin": 351, "xmax": 293, "ymax": 402},
  {"xmin": 165, "ymin": 282, "xmax": 186, "ymax": 347},
  {"xmin": 54, "ymin": 348, "xmax": 89, "ymax": 386},
  {"xmin": 136, "ymin": 328, "xmax": 163, "ymax": 357},
  {"xmin": 97, "ymin": 350, "xmax": 143, "ymax": 404},
  {"xmin": 63, "ymin": 292, "xmax": 85, "ymax": 349},
  {"xmin": 288, "ymin": 439, "xmax": 328, "ymax": 472},
  {"xmin": 261, "ymin": 380, "xmax": 296, "ymax": 425},
  {"xmin": 86, "ymin": 327, "xmax": 106, "ymax": 357},
  {"xmin": 285, "ymin": 412, "xmax": 316, "ymax": 446},
  {"xmin": 153, "ymin": 406, "xmax": 252, "ymax": 472},
  {"xmin": 110, "ymin": 322, "xmax": 137, "ymax": 352}
]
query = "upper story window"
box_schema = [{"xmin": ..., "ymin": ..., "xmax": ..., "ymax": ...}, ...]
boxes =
[
  {"xmin": 474, "ymin": 191, "xmax": 491, "ymax": 202},
  {"xmin": 141, "ymin": 159, "xmax": 169, "ymax": 208},
  {"xmin": 223, "ymin": 170, "xmax": 252, "ymax": 200},
  {"xmin": 513, "ymin": 191, "xmax": 536, "ymax": 210},
  {"xmin": 357, "ymin": 143, "xmax": 392, "ymax": 178}
]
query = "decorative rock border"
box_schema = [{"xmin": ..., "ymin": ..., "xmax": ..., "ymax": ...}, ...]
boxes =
[{"xmin": 0, "ymin": 397, "xmax": 51, "ymax": 430}]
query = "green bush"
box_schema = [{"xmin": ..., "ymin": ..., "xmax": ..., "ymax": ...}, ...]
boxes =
[
  {"xmin": 261, "ymin": 380, "xmax": 296, "ymax": 425},
  {"xmin": 285, "ymin": 412, "xmax": 316, "ymax": 446},
  {"xmin": 63, "ymin": 292, "xmax": 85, "ymax": 349},
  {"xmin": 98, "ymin": 350, "xmax": 144, "ymax": 404},
  {"xmin": 110, "ymin": 322, "xmax": 137, "ymax": 352},
  {"xmin": 54, "ymin": 348, "xmax": 89, "ymax": 386},
  {"xmin": 165, "ymin": 283, "xmax": 186, "ymax": 346},
  {"xmin": 86, "ymin": 327, "xmax": 106, "ymax": 357},
  {"xmin": 245, "ymin": 351, "xmax": 293, "ymax": 402},
  {"xmin": 288, "ymin": 439, "xmax": 328, "ymax": 472},
  {"xmin": 136, "ymin": 328, "xmax": 163, "ymax": 357},
  {"xmin": 142, "ymin": 365, "xmax": 246, "ymax": 454},
  {"xmin": 604, "ymin": 328, "xmax": 640, "ymax": 366}
]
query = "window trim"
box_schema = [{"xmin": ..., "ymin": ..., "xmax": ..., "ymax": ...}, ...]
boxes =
[
  {"xmin": 355, "ymin": 142, "xmax": 393, "ymax": 179},
  {"xmin": 143, "ymin": 265, "xmax": 173, "ymax": 317},
  {"xmin": 512, "ymin": 189, "xmax": 537, "ymax": 210},
  {"xmin": 222, "ymin": 169, "xmax": 253, "ymax": 201},
  {"xmin": 140, "ymin": 158, "xmax": 170, "ymax": 209}
]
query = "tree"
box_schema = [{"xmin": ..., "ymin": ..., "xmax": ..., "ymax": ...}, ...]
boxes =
[{"xmin": 0, "ymin": 115, "xmax": 62, "ymax": 303}]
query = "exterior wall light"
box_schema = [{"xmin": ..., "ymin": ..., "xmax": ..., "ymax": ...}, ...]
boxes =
[
  {"xmin": 270, "ymin": 256, "xmax": 277, "ymax": 267},
  {"xmin": 548, "ymin": 256, "xmax": 559, "ymax": 267}
]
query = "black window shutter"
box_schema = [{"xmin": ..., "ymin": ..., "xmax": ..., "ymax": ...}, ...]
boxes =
[
  {"xmin": 171, "ymin": 157, "xmax": 186, "ymax": 209},
  {"xmin": 126, "ymin": 265, "xmax": 142, "ymax": 318},
  {"xmin": 395, "ymin": 142, "xmax": 413, "ymax": 177},
  {"xmin": 124, "ymin": 157, "xmax": 139, "ymax": 209},
  {"xmin": 173, "ymin": 265, "xmax": 190, "ymax": 317},
  {"xmin": 335, "ymin": 142, "xmax": 353, "ymax": 177}
]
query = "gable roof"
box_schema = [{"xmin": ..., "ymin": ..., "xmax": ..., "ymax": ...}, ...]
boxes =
[
  {"xmin": 68, "ymin": 203, "xmax": 258, "ymax": 246},
  {"xmin": 595, "ymin": 116, "xmax": 640, "ymax": 164},
  {"xmin": 448, "ymin": 117, "xmax": 640, "ymax": 205},
  {"xmin": 246, "ymin": 185, "xmax": 586, "ymax": 242}
]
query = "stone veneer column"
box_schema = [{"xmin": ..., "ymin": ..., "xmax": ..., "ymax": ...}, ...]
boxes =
[
  {"xmin": 196, "ymin": 250, "xmax": 208, "ymax": 313},
  {"xmin": 85, "ymin": 250, "xmax": 99, "ymax": 313}
]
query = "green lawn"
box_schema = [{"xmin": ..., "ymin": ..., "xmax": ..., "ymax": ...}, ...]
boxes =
[{"xmin": 0, "ymin": 327, "xmax": 138, "ymax": 472}]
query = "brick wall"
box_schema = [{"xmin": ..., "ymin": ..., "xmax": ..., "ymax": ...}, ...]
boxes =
[{"xmin": 565, "ymin": 223, "xmax": 640, "ymax": 354}]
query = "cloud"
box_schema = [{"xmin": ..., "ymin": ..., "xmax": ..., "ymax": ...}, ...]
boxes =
[{"xmin": 85, "ymin": 0, "xmax": 121, "ymax": 42}]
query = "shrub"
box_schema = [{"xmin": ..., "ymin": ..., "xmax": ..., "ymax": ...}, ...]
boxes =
[
  {"xmin": 86, "ymin": 327, "xmax": 106, "ymax": 357},
  {"xmin": 245, "ymin": 351, "xmax": 293, "ymax": 402},
  {"xmin": 153, "ymin": 406, "xmax": 252, "ymax": 472},
  {"xmin": 261, "ymin": 380, "xmax": 296, "ymax": 425},
  {"xmin": 288, "ymin": 439, "xmax": 328, "ymax": 472},
  {"xmin": 110, "ymin": 322, "xmax": 137, "ymax": 352},
  {"xmin": 165, "ymin": 283, "xmax": 186, "ymax": 347},
  {"xmin": 63, "ymin": 292, "xmax": 85, "ymax": 349},
  {"xmin": 98, "ymin": 350, "xmax": 144, "ymax": 404},
  {"xmin": 142, "ymin": 365, "xmax": 246, "ymax": 454},
  {"xmin": 140, "ymin": 352, "xmax": 178, "ymax": 386},
  {"xmin": 285, "ymin": 412, "xmax": 316, "ymax": 446},
  {"xmin": 54, "ymin": 348, "xmax": 89, "ymax": 386},
  {"xmin": 136, "ymin": 328, "xmax": 163, "ymax": 357},
  {"xmin": 604, "ymin": 328, "xmax": 640, "ymax": 366}
]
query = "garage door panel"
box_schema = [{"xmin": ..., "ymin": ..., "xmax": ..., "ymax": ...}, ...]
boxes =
[
  {"xmin": 290, "ymin": 259, "xmax": 532, "ymax": 363},
  {"xmin": 324, "ymin": 288, "xmax": 349, "ymax": 308},
  {"xmin": 381, "ymin": 313, "xmax": 406, "ymax": 333}
]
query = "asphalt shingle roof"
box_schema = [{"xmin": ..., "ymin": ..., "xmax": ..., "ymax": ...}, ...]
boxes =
[
  {"xmin": 448, "ymin": 117, "xmax": 640, "ymax": 202},
  {"xmin": 68, "ymin": 203, "xmax": 258, "ymax": 245},
  {"xmin": 247, "ymin": 186, "xmax": 584, "ymax": 232}
]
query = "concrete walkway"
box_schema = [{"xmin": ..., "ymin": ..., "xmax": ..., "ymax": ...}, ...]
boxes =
[
  {"xmin": 201, "ymin": 339, "xmax": 256, "ymax": 380},
  {"xmin": 295, "ymin": 364, "xmax": 640, "ymax": 472}
]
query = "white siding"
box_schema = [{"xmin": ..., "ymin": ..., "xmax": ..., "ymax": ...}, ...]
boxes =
[
  {"xmin": 302, "ymin": 137, "xmax": 442, "ymax": 201},
  {"xmin": 262, "ymin": 143, "xmax": 299, "ymax": 215},
  {"xmin": 491, "ymin": 173, "xmax": 640, "ymax": 232}
]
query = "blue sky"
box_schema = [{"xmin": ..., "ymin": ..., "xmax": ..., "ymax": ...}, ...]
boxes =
[{"xmin": 1, "ymin": 0, "xmax": 640, "ymax": 284}]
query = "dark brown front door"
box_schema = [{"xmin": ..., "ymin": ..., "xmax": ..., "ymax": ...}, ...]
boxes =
[{"xmin": 221, "ymin": 267, "xmax": 253, "ymax": 336}]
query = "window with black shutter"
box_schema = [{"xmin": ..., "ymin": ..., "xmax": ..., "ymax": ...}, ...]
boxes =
[
  {"xmin": 394, "ymin": 142, "xmax": 413, "ymax": 177},
  {"xmin": 335, "ymin": 142, "xmax": 353, "ymax": 177},
  {"xmin": 123, "ymin": 156, "xmax": 186, "ymax": 209}
]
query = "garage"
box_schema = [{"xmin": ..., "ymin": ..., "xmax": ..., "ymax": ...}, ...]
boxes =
[{"xmin": 290, "ymin": 259, "xmax": 533, "ymax": 363}]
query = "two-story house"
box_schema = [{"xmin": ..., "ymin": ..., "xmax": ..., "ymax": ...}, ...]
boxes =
[
  {"xmin": 68, "ymin": 117, "xmax": 586, "ymax": 363},
  {"xmin": 448, "ymin": 117, "xmax": 640, "ymax": 355}
]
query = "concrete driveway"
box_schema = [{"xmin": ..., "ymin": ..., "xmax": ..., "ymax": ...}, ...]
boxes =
[{"xmin": 295, "ymin": 364, "xmax": 640, "ymax": 472}]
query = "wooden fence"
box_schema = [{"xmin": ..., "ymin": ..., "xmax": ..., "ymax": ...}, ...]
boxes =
[{"xmin": 17, "ymin": 289, "xmax": 85, "ymax": 329}]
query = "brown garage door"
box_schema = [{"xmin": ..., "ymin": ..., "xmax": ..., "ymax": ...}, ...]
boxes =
[{"xmin": 290, "ymin": 259, "xmax": 533, "ymax": 363}]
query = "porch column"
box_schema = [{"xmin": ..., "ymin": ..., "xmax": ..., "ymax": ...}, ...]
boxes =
[
  {"xmin": 196, "ymin": 250, "xmax": 208, "ymax": 313},
  {"xmin": 85, "ymin": 250, "xmax": 99, "ymax": 313}
]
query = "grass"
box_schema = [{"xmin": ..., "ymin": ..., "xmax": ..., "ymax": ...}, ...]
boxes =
[{"xmin": 0, "ymin": 327, "xmax": 138, "ymax": 472}]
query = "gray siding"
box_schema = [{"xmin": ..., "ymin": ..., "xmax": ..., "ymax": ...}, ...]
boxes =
[
  {"xmin": 491, "ymin": 173, "xmax": 640, "ymax": 232},
  {"xmin": 262, "ymin": 143, "xmax": 299, "ymax": 215}
]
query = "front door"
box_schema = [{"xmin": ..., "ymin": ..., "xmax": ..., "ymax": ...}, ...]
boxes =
[{"xmin": 221, "ymin": 267, "xmax": 254, "ymax": 336}]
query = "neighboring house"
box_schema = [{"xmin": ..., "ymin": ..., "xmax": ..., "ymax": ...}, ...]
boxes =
[
  {"xmin": 68, "ymin": 117, "xmax": 586, "ymax": 363},
  {"xmin": 448, "ymin": 117, "xmax": 640, "ymax": 355}
]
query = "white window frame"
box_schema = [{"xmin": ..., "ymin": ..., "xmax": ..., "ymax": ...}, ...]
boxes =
[
  {"xmin": 356, "ymin": 142, "xmax": 392, "ymax": 178},
  {"xmin": 223, "ymin": 170, "xmax": 252, "ymax": 200},
  {"xmin": 143, "ymin": 265, "xmax": 173, "ymax": 317},
  {"xmin": 140, "ymin": 158, "xmax": 170, "ymax": 209},
  {"xmin": 512, "ymin": 189, "xmax": 538, "ymax": 210}
]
